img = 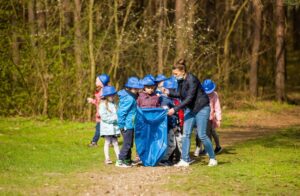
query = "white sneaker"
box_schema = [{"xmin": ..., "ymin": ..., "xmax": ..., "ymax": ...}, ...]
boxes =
[
  {"xmin": 174, "ymin": 159, "xmax": 190, "ymax": 167},
  {"xmin": 194, "ymin": 147, "xmax": 201, "ymax": 157},
  {"xmin": 208, "ymin": 159, "xmax": 218, "ymax": 167}
]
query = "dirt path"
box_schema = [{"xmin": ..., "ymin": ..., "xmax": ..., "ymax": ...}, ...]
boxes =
[{"xmin": 41, "ymin": 106, "xmax": 300, "ymax": 196}]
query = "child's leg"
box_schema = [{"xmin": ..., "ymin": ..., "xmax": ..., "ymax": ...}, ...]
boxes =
[
  {"xmin": 211, "ymin": 128, "xmax": 221, "ymax": 148},
  {"xmin": 119, "ymin": 129, "xmax": 134, "ymax": 161},
  {"xmin": 111, "ymin": 137, "xmax": 120, "ymax": 159},
  {"xmin": 195, "ymin": 129, "xmax": 202, "ymax": 148},
  {"xmin": 104, "ymin": 136, "xmax": 110, "ymax": 160},
  {"xmin": 206, "ymin": 120, "xmax": 213, "ymax": 144},
  {"xmin": 91, "ymin": 123, "xmax": 100, "ymax": 144}
]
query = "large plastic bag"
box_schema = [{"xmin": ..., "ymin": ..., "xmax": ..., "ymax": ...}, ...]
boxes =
[{"xmin": 135, "ymin": 107, "xmax": 168, "ymax": 166}]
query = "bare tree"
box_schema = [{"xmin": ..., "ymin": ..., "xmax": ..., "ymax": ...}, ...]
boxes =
[
  {"xmin": 175, "ymin": 0, "xmax": 186, "ymax": 58},
  {"xmin": 275, "ymin": 0, "xmax": 286, "ymax": 101},
  {"xmin": 249, "ymin": 0, "xmax": 263, "ymax": 97}
]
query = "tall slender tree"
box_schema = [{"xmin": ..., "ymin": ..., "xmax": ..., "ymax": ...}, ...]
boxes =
[{"xmin": 275, "ymin": 0, "xmax": 286, "ymax": 101}]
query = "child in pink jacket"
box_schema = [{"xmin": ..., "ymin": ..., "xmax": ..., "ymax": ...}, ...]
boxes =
[
  {"xmin": 87, "ymin": 74, "xmax": 110, "ymax": 147},
  {"xmin": 194, "ymin": 79, "xmax": 222, "ymax": 156}
]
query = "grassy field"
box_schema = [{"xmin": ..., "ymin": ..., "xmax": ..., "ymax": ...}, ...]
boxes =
[
  {"xmin": 166, "ymin": 127, "xmax": 300, "ymax": 195},
  {"xmin": 0, "ymin": 102, "xmax": 300, "ymax": 195}
]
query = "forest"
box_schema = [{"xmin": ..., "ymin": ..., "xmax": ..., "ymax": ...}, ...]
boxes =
[{"xmin": 1, "ymin": 0, "xmax": 300, "ymax": 120}]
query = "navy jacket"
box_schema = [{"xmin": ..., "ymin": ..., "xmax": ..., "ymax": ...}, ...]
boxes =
[{"xmin": 169, "ymin": 73, "xmax": 209, "ymax": 113}]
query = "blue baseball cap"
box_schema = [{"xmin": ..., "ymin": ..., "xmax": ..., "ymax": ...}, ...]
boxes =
[
  {"xmin": 102, "ymin": 86, "xmax": 117, "ymax": 97},
  {"xmin": 125, "ymin": 77, "xmax": 144, "ymax": 89},
  {"xmin": 142, "ymin": 76, "xmax": 156, "ymax": 86},
  {"xmin": 155, "ymin": 74, "xmax": 167, "ymax": 82},
  {"xmin": 163, "ymin": 78, "xmax": 177, "ymax": 89},
  {"xmin": 97, "ymin": 74, "xmax": 110, "ymax": 86},
  {"xmin": 202, "ymin": 79, "xmax": 216, "ymax": 94}
]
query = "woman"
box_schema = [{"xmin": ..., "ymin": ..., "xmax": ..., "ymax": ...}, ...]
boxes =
[{"xmin": 165, "ymin": 59, "xmax": 217, "ymax": 167}]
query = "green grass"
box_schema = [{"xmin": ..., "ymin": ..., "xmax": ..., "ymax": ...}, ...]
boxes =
[
  {"xmin": 0, "ymin": 117, "xmax": 107, "ymax": 194},
  {"xmin": 0, "ymin": 116, "xmax": 299, "ymax": 195},
  {"xmin": 166, "ymin": 127, "xmax": 300, "ymax": 195}
]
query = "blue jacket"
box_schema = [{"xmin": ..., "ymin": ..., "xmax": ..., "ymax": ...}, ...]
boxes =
[
  {"xmin": 117, "ymin": 89, "xmax": 138, "ymax": 130},
  {"xmin": 160, "ymin": 95, "xmax": 179, "ymax": 129}
]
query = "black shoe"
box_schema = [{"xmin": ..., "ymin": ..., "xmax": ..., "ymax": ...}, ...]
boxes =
[{"xmin": 214, "ymin": 146, "xmax": 223, "ymax": 154}]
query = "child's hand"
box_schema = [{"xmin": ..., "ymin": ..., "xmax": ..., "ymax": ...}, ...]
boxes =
[
  {"xmin": 161, "ymin": 88, "xmax": 169, "ymax": 95},
  {"xmin": 168, "ymin": 108, "xmax": 175, "ymax": 116},
  {"xmin": 214, "ymin": 120, "xmax": 221, "ymax": 128},
  {"xmin": 87, "ymin": 98, "xmax": 93, "ymax": 103}
]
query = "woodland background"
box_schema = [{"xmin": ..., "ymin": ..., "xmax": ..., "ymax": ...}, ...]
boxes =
[{"xmin": 0, "ymin": 0, "xmax": 299, "ymax": 121}]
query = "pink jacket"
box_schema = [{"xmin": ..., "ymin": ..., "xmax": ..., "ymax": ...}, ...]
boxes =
[
  {"xmin": 91, "ymin": 90, "xmax": 102, "ymax": 122},
  {"xmin": 208, "ymin": 91, "xmax": 222, "ymax": 128}
]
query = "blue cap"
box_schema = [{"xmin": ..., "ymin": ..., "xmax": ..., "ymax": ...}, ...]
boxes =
[
  {"xmin": 98, "ymin": 74, "xmax": 110, "ymax": 86},
  {"xmin": 163, "ymin": 78, "xmax": 177, "ymax": 89},
  {"xmin": 125, "ymin": 77, "xmax": 144, "ymax": 89},
  {"xmin": 145, "ymin": 74, "xmax": 155, "ymax": 82},
  {"xmin": 142, "ymin": 76, "xmax": 156, "ymax": 86},
  {"xmin": 155, "ymin": 74, "xmax": 167, "ymax": 82},
  {"xmin": 102, "ymin": 86, "xmax": 117, "ymax": 97},
  {"xmin": 202, "ymin": 79, "xmax": 216, "ymax": 94}
]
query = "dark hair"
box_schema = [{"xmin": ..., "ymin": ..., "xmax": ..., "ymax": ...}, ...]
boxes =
[{"xmin": 172, "ymin": 59, "xmax": 186, "ymax": 71}]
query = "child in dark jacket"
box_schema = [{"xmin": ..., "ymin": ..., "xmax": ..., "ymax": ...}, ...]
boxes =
[
  {"xmin": 115, "ymin": 77, "xmax": 143, "ymax": 168},
  {"xmin": 159, "ymin": 78, "xmax": 182, "ymax": 166}
]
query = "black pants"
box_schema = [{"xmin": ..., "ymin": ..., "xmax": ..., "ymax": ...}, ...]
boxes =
[{"xmin": 119, "ymin": 129, "xmax": 134, "ymax": 161}]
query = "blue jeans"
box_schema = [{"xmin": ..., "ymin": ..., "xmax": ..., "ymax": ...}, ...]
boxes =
[
  {"xmin": 181, "ymin": 106, "xmax": 215, "ymax": 161},
  {"xmin": 91, "ymin": 123, "xmax": 100, "ymax": 143}
]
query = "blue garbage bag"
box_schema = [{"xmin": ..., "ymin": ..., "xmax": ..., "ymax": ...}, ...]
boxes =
[{"xmin": 135, "ymin": 107, "xmax": 168, "ymax": 166}]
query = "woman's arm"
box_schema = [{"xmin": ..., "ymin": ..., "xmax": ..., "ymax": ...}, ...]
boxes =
[{"xmin": 173, "ymin": 76, "xmax": 198, "ymax": 112}]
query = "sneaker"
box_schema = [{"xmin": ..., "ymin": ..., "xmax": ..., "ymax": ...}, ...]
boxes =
[
  {"xmin": 199, "ymin": 149, "xmax": 207, "ymax": 155},
  {"xmin": 158, "ymin": 160, "xmax": 173, "ymax": 167},
  {"xmin": 115, "ymin": 160, "xmax": 132, "ymax": 168},
  {"xmin": 132, "ymin": 157, "xmax": 142, "ymax": 166},
  {"xmin": 105, "ymin": 159, "xmax": 113, "ymax": 164},
  {"xmin": 174, "ymin": 159, "xmax": 190, "ymax": 167},
  {"xmin": 194, "ymin": 147, "xmax": 201, "ymax": 157},
  {"xmin": 214, "ymin": 146, "xmax": 223, "ymax": 154},
  {"xmin": 188, "ymin": 159, "xmax": 195, "ymax": 165},
  {"xmin": 88, "ymin": 142, "xmax": 98, "ymax": 147},
  {"xmin": 208, "ymin": 159, "xmax": 218, "ymax": 167}
]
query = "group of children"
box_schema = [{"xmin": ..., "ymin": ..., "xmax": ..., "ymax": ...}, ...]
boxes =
[{"xmin": 87, "ymin": 73, "xmax": 222, "ymax": 167}]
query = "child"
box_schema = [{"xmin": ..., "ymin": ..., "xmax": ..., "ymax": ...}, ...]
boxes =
[
  {"xmin": 159, "ymin": 78, "xmax": 180, "ymax": 166},
  {"xmin": 115, "ymin": 77, "xmax": 143, "ymax": 168},
  {"xmin": 155, "ymin": 74, "xmax": 167, "ymax": 95},
  {"xmin": 87, "ymin": 74, "xmax": 110, "ymax": 147},
  {"xmin": 194, "ymin": 79, "xmax": 222, "ymax": 156},
  {"xmin": 99, "ymin": 86, "xmax": 120, "ymax": 164},
  {"xmin": 137, "ymin": 76, "xmax": 160, "ymax": 108}
]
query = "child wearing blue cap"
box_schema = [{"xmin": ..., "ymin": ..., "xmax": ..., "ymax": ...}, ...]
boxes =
[
  {"xmin": 137, "ymin": 75, "xmax": 160, "ymax": 108},
  {"xmin": 116, "ymin": 77, "xmax": 143, "ymax": 168},
  {"xmin": 99, "ymin": 86, "xmax": 120, "ymax": 164},
  {"xmin": 159, "ymin": 78, "xmax": 182, "ymax": 166},
  {"xmin": 194, "ymin": 79, "xmax": 222, "ymax": 156},
  {"xmin": 155, "ymin": 74, "xmax": 167, "ymax": 95},
  {"xmin": 87, "ymin": 74, "xmax": 110, "ymax": 147}
]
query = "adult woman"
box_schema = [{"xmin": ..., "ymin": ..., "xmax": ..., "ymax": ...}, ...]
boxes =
[{"xmin": 165, "ymin": 59, "xmax": 217, "ymax": 167}]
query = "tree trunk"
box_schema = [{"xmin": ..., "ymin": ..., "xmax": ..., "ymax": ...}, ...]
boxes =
[
  {"xmin": 88, "ymin": 0, "xmax": 95, "ymax": 121},
  {"xmin": 275, "ymin": 0, "xmax": 286, "ymax": 102},
  {"xmin": 157, "ymin": 0, "xmax": 166, "ymax": 74},
  {"xmin": 36, "ymin": 0, "xmax": 49, "ymax": 116},
  {"xmin": 74, "ymin": 0, "xmax": 84, "ymax": 118},
  {"xmin": 249, "ymin": 0, "xmax": 262, "ymax": 97},
  {"xmin": 175, "ymin": 0, "xmax": 186, "ymax": 58}
]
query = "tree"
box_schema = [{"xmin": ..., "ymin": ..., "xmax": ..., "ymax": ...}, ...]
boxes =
[
  {"xmin": 249, "ymin": 0, "xmax": 263, "ymax": 97},
  {"xmin": 275, "ymin": 0, "xmax": 286, "ymax": 101},
  {"xmin": 175, "ymin": 0, "xmax": 186, "ymax": 58}
]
